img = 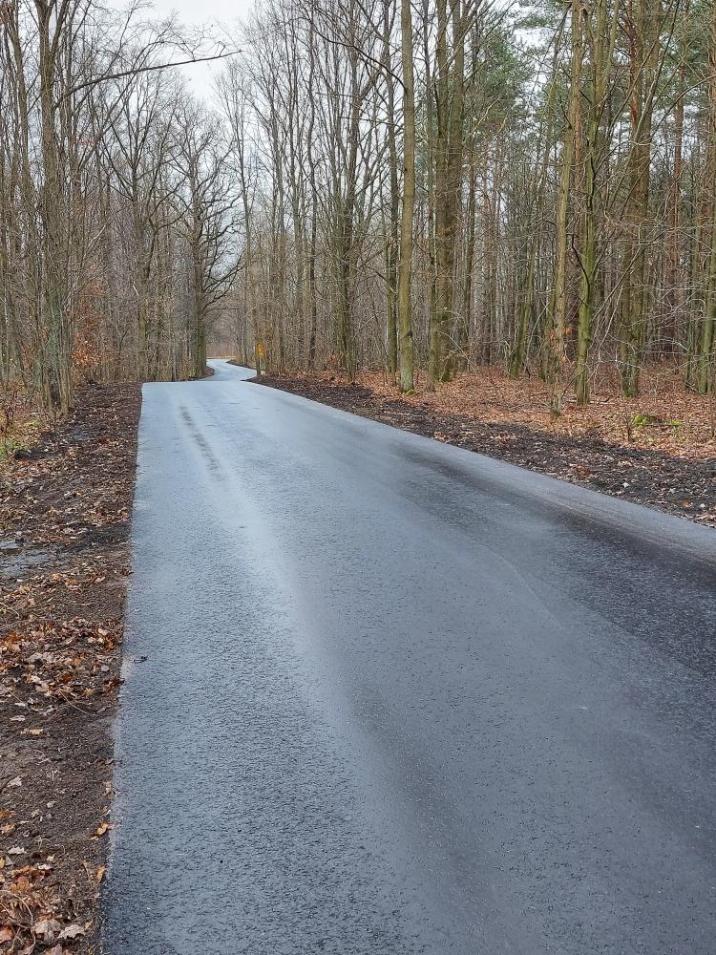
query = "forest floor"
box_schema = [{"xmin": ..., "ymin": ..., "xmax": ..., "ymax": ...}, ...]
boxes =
[
  {"xmin": 0, "ymin": 384, "xmax": 141, "ymax": 954},
  {"xmin": 257, "ymin": 365, "xmax": 716, "ymax": 527}
]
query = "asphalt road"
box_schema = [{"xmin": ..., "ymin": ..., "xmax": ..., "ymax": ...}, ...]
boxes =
[{"xmin": 104, "ymin": 359, "xmax": 716, "ymax": 955}]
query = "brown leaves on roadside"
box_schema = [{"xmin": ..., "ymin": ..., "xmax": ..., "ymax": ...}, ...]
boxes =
[
  {"xmin": 0, "ymin": 912, "xmax": 85, "ymax": 953},
  {"xmin": 350, "ymin": 365, "xmax": 716, "ymax": 459},
  {"xmin": 1, "ymin": 385, "xmax": 141, "ymax": 954},
  {"xmin": 1, "ymin": 612, "xmax": 119, "ymax": 706},
  {"xmin": 0, "ymin": 863, "xmax": 57, "ymax": 949},
  {"xmin": 0, "ymin": 848, "xmax": 95, "ymax": 952}
]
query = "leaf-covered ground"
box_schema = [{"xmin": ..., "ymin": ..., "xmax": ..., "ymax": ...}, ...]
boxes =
[
  {"xmin": 256, "ymin": 367, "xmax": 716, "ymax": 526},
  {"xmin": 0, "ymin": 384, "xmax": 141, "ymax": 954}
]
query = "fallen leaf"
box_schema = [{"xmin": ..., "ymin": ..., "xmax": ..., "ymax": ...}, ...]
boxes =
[
  {"xmin": 34, "ymin": 917, "xmax": 61, "ymax": 940},
  {"xmin": 94, "ymin": 821, "xmax": 110, "ymax": 837},
  {"xmin": 59, "ymin": 923, "xmax": 85, "ymax": 940},
  {"xmin": 96, "ymin": 865, "xmax": 106, "ymax": 883},
  {"xmin": 0, "ymin": 926, "xmax": 14, "ymax": 943},
  {"xmin": 6, "ymin": 776, "xmax": 22, "ymax": 788},
  {"xmin": 8, "ymin": 846, "xmax": 26, "ymax": 855}
]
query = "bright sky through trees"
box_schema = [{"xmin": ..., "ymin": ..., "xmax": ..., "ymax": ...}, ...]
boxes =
[{"xmin": 109, "ymin": 0, "xmax": 256, "ymax": 95}]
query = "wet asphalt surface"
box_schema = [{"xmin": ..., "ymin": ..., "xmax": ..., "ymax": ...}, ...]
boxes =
[{"xmin": 104, "ymin": 360, "xmax": 716, "ymax": 955}]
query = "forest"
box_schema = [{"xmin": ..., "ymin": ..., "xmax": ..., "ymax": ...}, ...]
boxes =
[{"xmin": 1, "ymin": 0, "xmax": 716, "ymax": 418}]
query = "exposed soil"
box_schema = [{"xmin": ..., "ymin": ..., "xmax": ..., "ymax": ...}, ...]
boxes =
[
  {"xmin": 0, "ymin": 384, "xmax": 141, "ymax": 954},
  {"xmin": 256, "ymin": 370, "xmax": 716, "ymax": 526}
]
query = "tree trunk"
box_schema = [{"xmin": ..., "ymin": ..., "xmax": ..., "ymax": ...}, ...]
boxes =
[
  {"xmin": 547, "ymin": 0, "xmax": 583, "ymax": 411},
  {"xmin": 384, "ymin": 0, "xmax": 399, "ymax": 376},
  {"xmin": 429, "ymin": 0, "xmax": 465, "ymax": 385},
  {"xmin": 398, "ymin": 0, "xmax": 416, "ymax": 393},
  {"xmin": 619, "ymin": 0, "xmax": 656, "ymax": 398},
  {"xmin": 697, "ymin": 0, "xmax": 716, "ymax": 394}
]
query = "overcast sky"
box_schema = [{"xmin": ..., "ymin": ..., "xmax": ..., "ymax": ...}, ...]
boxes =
[
  {"xmin": 143, "ymin": 0, "xmax": 256, "ymax": 28},
  {"xmin": 109, "ymin": 0, "xmax": 258, "ymax": 98}
]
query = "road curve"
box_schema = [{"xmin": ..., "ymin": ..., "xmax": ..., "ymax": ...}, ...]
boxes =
[{"xmin": 104, "ymin": 359, "xmax": 716, "ymax": 955}]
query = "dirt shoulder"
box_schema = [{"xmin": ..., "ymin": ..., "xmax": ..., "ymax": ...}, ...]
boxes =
[
  {"xmin": 0, "ymin": 384, "xmax": 141, "ymax": 954},
  {"xmin": 256, "ymin": 370, "xmax": 716, "ymax": 527}
]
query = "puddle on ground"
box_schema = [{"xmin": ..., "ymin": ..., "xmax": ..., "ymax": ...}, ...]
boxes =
[{"xmin": 0, "ymin": 547, "xmax": 56, "ymax": 579}]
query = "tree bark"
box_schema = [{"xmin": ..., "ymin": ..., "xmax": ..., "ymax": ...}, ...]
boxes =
[{"xmin": 398, "ymin": 0, "xmax": 416, "ymax": 393}]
